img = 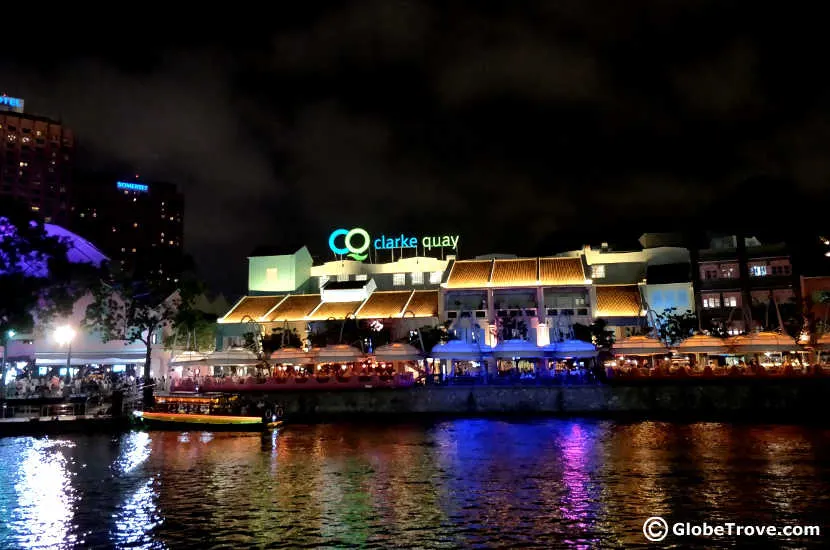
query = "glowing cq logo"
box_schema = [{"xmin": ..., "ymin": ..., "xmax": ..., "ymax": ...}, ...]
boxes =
[{"xmin": 329, "ymin": 228, "xmax": 371, "ymax": 261}]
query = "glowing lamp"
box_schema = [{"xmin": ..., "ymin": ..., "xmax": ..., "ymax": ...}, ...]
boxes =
[{"xmin": 54, "ymin": 325, "xmax": 76, "ymax": 346}]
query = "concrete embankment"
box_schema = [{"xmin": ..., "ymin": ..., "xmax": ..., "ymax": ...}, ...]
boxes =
[{"xmin": 244, "ymin": 380, "xmax": 830, "ymax": 422}]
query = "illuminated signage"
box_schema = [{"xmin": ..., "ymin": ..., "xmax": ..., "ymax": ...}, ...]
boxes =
[
  {"xmin": 117, "ymin": 181, "xmax": 149, "ymax": 193},
  {"xmin": 329, "ymin": 228, "xmax": 459, "ymax": 261},
  {"xmin": 0, "ymin": 95, "xmax": 24, "ymax": 112}
]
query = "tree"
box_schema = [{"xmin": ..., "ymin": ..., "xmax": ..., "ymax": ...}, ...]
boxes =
[
  {"xmin": 262, "ymin": 327, "xmax": 303, "ymax": 355},
  {"xmin": 653, "ymin": 308, "xmax": 698, "ymax": 347},
  {"xmin": 84, "ymin": 264, "xmax": 200, "ymax": 404},
  {"xmin": 164, "ymin": 309, "xmax": 218, "ymax": 352},
  {"xmin": 573, "ymin": 318, "xmax": 615, "ymax": 350},
  {"xmin": 1, "ymin": 201, "xmax": 101, "ymax": 386}
]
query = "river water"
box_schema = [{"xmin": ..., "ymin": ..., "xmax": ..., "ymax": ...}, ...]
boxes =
[{"xmin": 0, "ymin": 419, "xmax": 827, "ymax": 549}]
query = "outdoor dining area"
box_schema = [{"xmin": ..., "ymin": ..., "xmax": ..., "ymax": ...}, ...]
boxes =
[
  {"xmin": 169, "ymin": 344, "xmax": 419, "ymax": 393},
  {"xmin": 606, "ymin": 331, "xmax": 830, "ymax": 382}
]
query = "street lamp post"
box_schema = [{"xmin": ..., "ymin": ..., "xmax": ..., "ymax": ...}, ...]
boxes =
[
  {"xmin": 1, "ymin": 329, "xmax": 16, "ymax": 399},
  {"xmin": 54, "ymin": 325, "xmax": 76, "ymax": 386}
]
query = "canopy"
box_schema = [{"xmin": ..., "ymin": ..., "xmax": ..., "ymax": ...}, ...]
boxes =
[
  {"xmin": 169, "ymin": 350, "xmax": 208, "ymax": 367},
  {"xmin": 730, "ymin": 331, "xmax": 799, "ymax": 354},
  {"xmin": 430, "ymin": 339, "xmax": 492, "ymax": 360},
  {"xmin": 543, "ymin": 339, "xmax": 598, "ymax": 358},
  {"xmin": 492, "ymin": 339, "xmax": 545, "ymax": 359},
  {"xmin": 374, "ymin": 343, "xmax": 422, "ymax": 361},
  {"xmin": 270, "ymin": 347, "xmax": 319, "ymax": 364},
  {"xmin": 205, "ymin": 348, "xmax": 260, "ymax": 366},
  {"xmin": 317, "ymin": 344, "xmax": 364, "ymax": 363},
  {"xmin": 676, "ymin": 334, "xmax": 731, "ymax": 354},
  {"xmin": 35, "ymin": 351, "xmax": 146, "ymax": 366},
  {"xmin": 612, "ymin": 335, "xmax": 667, "ymax": 356},
  {"xmin": 815, "ymin": 333, "xmax": 830, "ymax": 350}
]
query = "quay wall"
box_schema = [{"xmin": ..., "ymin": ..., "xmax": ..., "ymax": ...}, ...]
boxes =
[{"xmin": 244, "ymin": 381, "xmax": 830, "ymax": 421}]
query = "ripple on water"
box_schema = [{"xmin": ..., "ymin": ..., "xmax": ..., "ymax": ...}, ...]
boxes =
[{"xmin": 0, "ymin": 421, "xmax": 829, "ymax": 548}]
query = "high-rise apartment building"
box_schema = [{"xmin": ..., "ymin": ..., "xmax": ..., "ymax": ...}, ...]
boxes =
[
  {"xmin": 72, "ymin": 174, "xmax": 185, "ymax": 279},
  {"xmin": 0, "ymin": 94, "xmax": 74, "ymax": 225}
]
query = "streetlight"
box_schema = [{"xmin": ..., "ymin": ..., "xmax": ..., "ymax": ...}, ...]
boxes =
[
  {"xmin": 54, "ymin": 325, "xmax": 76, "ymax": 384},
  {"xmin": 1, "ymin": 329, "xmax": 16, "ymax": 399}
]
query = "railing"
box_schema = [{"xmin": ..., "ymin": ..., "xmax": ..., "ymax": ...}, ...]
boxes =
[{"xmin": 606, "ymin": 364, "xmax": 830, "ymax": 382}]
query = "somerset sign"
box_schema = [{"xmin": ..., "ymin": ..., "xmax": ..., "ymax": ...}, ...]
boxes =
[{"xmin": 328, "ymin": 228, "xmax": 459, "ymax": 261}]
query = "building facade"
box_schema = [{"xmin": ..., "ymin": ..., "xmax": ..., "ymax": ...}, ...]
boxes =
[
  {"xmin": 695, "ymin": 235, "xmax": 797, "ymax": 334},
  {"xmin": 71, "ymin": 174, "xmax": 185, "ymax": 279},
  {"xmin": 0, "ymin": 95, "xmax": 74, "ymax": 225}
]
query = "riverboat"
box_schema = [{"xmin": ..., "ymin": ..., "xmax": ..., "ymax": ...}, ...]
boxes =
[{"xmin": 134, "ymin": 393, "xmax": 282, "ymax": 431}]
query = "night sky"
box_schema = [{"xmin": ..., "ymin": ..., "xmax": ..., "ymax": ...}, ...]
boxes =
[{"xmin": 2, "ymin": 2, "xmax": 829, "ymax": 296}]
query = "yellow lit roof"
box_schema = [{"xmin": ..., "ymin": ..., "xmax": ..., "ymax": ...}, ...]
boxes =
[
  {"xmin": 355, "ymin": 291, "xmax": 412, "ymax": 319},
  {"xmin": 594, "ymin": 285, "xmax": 643, "ymax": 317},
  {"xmin": 222, "ymin": 296, "xmax": 284, "ymax": 323},
  {"xmin": 264, "ymin": 294, "xmax": 322, "ymax": 322},
  {"xmin": 446, "ymin": 260, "xmax": 493, "ymax": 288},
  {"xmin": 307, "ymin": 301, "xmax": 362, "ymax": 321},
  {"xmin": 539, "ymin": 258, "xmax": 586, "ymax": 285},
  {"xmin": 406, "ymin": 290, "xmax": 439, "ymax": 318},
  {"xmin": 491, "ymin": 259, "xmax": 538, "ymax": 286}
]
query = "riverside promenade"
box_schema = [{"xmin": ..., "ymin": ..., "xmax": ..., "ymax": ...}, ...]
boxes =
[{"xmin": 234, "ymin": 379, "xmax": 830, "ymax": 422}]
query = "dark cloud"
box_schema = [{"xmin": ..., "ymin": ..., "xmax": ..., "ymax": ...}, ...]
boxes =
[{"xmin": 2, "ymin": 1, "xmax": 829, "ymax": 294}]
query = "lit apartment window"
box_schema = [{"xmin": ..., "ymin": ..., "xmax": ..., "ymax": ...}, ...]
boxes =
[
  {"xmin": 749, "ymin": 264, "xmax": 767, "ymax": 277},
  {"xmin": 393, "ymin": 273, "xmax": 405, "ymax": 286},
  {"xmin": 724, "ymin": 295, "xmax": 738, "ymax": 308},
  {"xmin": 591, "ymin": 265, "xmax": 606, "ymax": 279},
  {"xmin": 575, "ymin": 297, "xmax": 586, "ymax": 306},
  {"xmin": 411, "ymin": 272, "xmax": 424, "ymax": 285},
  {"xmin": 337, "ymin": 274, "xmax": 349, "ymax": 282},
  {"xmin": 355, "ymin": 274, "xmax": 368, "ymax": 281},
  {"xmin": 703, "ymin": 296, "xmax": 721, "ymax": 308},
  {"xmin": 429, "ymin": 271, "xmax": 443, "ymax": 284}
]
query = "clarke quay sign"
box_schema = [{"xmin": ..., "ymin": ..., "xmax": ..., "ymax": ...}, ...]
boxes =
[{"xmin": 328, "ymin": 228, "xmax": 459, "ymax": 261}]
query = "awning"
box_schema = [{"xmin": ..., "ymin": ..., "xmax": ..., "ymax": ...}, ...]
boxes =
[
  {"xmin": 270, "ymin": 347, "xmax": 319, "ymax": 364},
  {"xmin": 543, "ymin": 339, "xmax": 598, "ymax": 358},
  {"xmin": 375, "ymin": 343, "xmax": 422, "ymax": 361},
  {"xmin": 676, "ymin": 334, "xmax": 731, "ymax": 354},
  {"xmin": 36, "ymin": 351, "xmax": 146, "ymax": 366},
  {"xmin": 730, "ymin": 331, "xmax": 799, "ymax": 354},
  {"xmin": 205, "ymin": 348, "xmax": 260, "ymax": 366},
  {"xmin": 612, "ymin": 335, "xmax": 667, "ymax": 356},
  {"xmin": 492, "ymin": 339, "xmax": 545, "ymax": 359},
  {"xmin": 169, "ymin": 350, "xmax": 209, "ymax": 367},
  {"xmin": 317, "ymin": 344, "xmax": 364, "ymax": 363},
  {"xmin": 430, "ymin": 340, "xmax": 492, "ymax": 360}
]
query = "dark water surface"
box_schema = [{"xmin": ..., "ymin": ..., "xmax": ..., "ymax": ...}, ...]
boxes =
[{"xmin": 0, "ymin": 419, "xmax": 828, "ymax": 548}]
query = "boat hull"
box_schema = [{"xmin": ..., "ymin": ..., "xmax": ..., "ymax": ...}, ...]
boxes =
[{"xmin": 135, "ymin": 411, "xmax": 281, "ymax": 432}]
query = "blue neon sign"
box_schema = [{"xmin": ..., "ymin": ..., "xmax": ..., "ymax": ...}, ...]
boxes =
[
  {"xmin": 0, "ymin": 96, "xmax": 24, "ymax": 111},
  {"xmin": 117, "ymin": 181, "xmax": 149, "ymax": 193}
]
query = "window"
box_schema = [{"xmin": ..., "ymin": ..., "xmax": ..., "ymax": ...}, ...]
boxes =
[
  {"xmin": 591, "ymin": 265, "xmax": 605, "ymax": 279},
  {"xmin": 749, "ymin": 264, "xmax": 767, "ymax": 277},
  {"xmin": 429, "ymin": 271, "xmax": 443, "ymax": 284},
  {"xmin": 575, "ymin": 297, "xmax": 586, "ymax": 306},
  {"xmin": 266, "ymin": 267, "xmax": 278, "ymax": 284},
  {"xmin": 355, "ymin": 274, "xmax": 368, "ymax": 281},
  {"xmin": 720, "ymin": 263, "xmax": 738, "ymax": 278},
  {"xmin": 703, "ymin": 295, "xmax": 721, "ymax": 308},
  {"xmin": 411, "ymin": 272, "xmax": 424, "ymax": 285},
  {"xmin": 336, "ymin": 273, "xmax": 349, "ymax": 282},
  {"xmin": 724, "ymin": 295, "xmax": 738, "ymax": 308},
  {"xmin": 393, "ymin": 273, "xmax": 405, "ymax": 286}
]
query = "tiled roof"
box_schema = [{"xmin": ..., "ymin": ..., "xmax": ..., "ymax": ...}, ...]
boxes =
[
  {"xmin": 491, "ymin": 259, "xmax": 538, "ymax": 286},
  {"xmin": 446, "ymin": 260, "xmax": 493, "ymax": 288},
  {"xmin": 356, "ymin": 291, "xmax": 412, "ymax": 319},
  {"xmin": 307, "ymin": 301, "xmax": 362, "ymax": 321},
  {"xmin": 405, "ymin": 290, "xmax": 439, "ymax": 317},
  {"xmin": 539, "ymin": 258, "xmax": 585, "ymax": 285},
  {"xmin": 264, "ymin": 294, "xmax": 321, "ymax": 321},
  {"xmin": 222, "ymin": 296, "xmax": 284, "ymax": 323},
  {"xmin": 594, "ymin": 285, "xmax": 643, "ymax": 317}
]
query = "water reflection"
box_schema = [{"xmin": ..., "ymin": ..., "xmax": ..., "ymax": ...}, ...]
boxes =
[
  {"xmin": 10, "ymin": 439, "xmax": 77, "ymax": 549},
  {"xmin": 0, "ymin": 421, "xmax": 828, "ymax": 548}
]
